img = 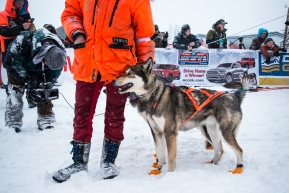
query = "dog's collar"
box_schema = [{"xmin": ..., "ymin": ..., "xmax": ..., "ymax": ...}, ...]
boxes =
[{"xmin": 129, "ymin": 81, "xmax": 159, "ymax": 100}]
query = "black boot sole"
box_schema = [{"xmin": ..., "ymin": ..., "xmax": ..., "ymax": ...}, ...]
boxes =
[
  {"xmin": 52, "ymin": 176, "xmax": 66, "ymax": 183},
  {"xmin": 103, "ymin": 175, "xmax": 117, "ymax": 180},
  {"xmin": 14, "ymin": 128, "xmax": 21, "ymax": 133}
]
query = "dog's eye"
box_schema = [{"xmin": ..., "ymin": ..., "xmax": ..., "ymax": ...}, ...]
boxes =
[{"xmin": 127, "ymin": 72, "xmax": 131, "ymax": 76}]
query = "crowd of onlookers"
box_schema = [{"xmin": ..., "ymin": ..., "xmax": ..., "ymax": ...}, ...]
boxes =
[{"xmin": 151, "ymin": 19, "xmax": 287, "ymax": 63}]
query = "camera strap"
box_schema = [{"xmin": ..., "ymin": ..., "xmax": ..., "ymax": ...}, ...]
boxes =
[{"xmin": 42, "ymin": 61, "xmax": 47, "ymax": 84}]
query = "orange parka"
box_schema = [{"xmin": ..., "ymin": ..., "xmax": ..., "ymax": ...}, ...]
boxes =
[
  {"xmin": 61, "ymin": 0, "xmax": 155, "ymax": 84},
  {"xmin": 0, "ymin": 0, "xmax": 30, "ymax": 52}
]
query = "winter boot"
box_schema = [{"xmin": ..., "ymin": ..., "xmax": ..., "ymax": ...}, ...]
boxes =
[
  {"xmin": 13, "ymin": 127, "xmax": 21, "ymax": 133},
  {"xmin": 52, "ymin": 140, "xmax": 91, "ymax": 183},
  {"xmin": 100, "ymin": 138, "xmax": 121, "ymax": 179}
]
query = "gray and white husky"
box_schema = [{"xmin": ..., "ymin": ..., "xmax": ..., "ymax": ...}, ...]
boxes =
[{"xmin": 113, "ymin": 59, "xmax": 247, "ymax": 175}]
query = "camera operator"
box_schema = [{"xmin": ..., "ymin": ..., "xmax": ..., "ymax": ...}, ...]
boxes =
[
  {"xmin": 173, "ymin": 24, "xmax": 200, "ymax": 51},
  {"xmin": 151, "ymin": 24, "xmax": 168, "ymax": 48},
  {"xmin": 4, "ymin": 28, "xmax": 66, "ymax": 133},
  {"xmin": 0, "ymin": 0, "xmax": 33, "ymax": 62}
]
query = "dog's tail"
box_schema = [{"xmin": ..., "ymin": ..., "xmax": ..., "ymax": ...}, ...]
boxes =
[{"xmin": 223, "ymin": 74, "xmax": 248, "ymax": 104}]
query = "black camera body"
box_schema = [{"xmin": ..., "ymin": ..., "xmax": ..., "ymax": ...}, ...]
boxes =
[{"xmin": 26, "ymin": 88, "xmax": 59, "ymax": 104}]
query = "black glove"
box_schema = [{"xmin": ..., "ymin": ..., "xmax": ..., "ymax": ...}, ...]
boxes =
[
  {"xmin": 26, "ymin": 89, "xmax": 47, "ymax": 105},
  {"xmin": 280, "ymin": 48, "xmax": 287, "ymax": 52},
  {"xmin": 265, "ymin": 57, "xmax": 271, "ymax": 64},
  {"xmin": 273, "ymin": 52, "xmax": 280, "ymax": 56},
  {"xmin": 163, "ymin": 31, "xmax": 169, "ymax": 39}
]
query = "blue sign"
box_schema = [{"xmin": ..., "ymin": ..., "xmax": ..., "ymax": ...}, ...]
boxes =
[{"xmin": 258, "ymin": 52, "xmax": 289, "ymax": 76}]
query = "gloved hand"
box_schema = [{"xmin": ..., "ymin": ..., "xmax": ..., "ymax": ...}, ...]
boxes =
[
  {"xmin": 273, "ymin": 52, "xmax": 280, "ymax": 56},
  {"xmin": 136, "ymin": 40, "xmax": 155, "ymax": 64},
  {"xmin": 265, "ymin": 57, "xmax": 271, "ymax": 64},
  {"xmin": 26, "ymin": 89, "xmax": 47, "ymax": 105},
  {"xmin": 280, "ymin": 48, "xmax": 287, "ymax": 52},
  {"xmin": 163, "ymin": 31, "xmax": 169, "ymax": 39}
]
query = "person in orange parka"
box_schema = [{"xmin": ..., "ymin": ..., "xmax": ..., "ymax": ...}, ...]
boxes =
[
  {"xmin": 53, "ymin": 0, "xmax": 155, "ymax": 183},
  {"xmin": 0, "ymin": 0, "xmax": 31, "ymax": 62}
]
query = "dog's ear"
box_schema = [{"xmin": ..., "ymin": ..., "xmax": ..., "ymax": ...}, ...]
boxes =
[{"xmin": 142, "ymin": 58, "xmax": 153, "ymax": 73}]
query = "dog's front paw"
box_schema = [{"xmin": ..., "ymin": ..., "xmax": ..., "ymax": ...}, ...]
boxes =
[
  {"xmin": 204, "ymin": 161, "xmax": 217, "ymax": 164},
  {"xmin": 148, "ymin": 169, "xmax": 161, "ymax": 175},
  {"xmin": 229, "ymin": 167, "xmax": 243, "ymax": 174},
  {"xmin": 229, "ymin": 164, "xmax": 243, "ymax": 174}
]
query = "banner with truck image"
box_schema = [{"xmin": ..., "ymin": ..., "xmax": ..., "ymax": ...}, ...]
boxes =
[{"xmin": 154, "ymin": 48, "xmax": 289, "ymax": 87}]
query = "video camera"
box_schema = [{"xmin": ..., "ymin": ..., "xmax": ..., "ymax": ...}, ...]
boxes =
[{"xmin": 26, "ymin": 86, "xmax": 59, "ymax": 105}]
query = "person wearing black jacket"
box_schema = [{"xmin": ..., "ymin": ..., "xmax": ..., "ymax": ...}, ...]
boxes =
[{"xmin": 173, "ymin": 24, "xmax": 200, "ymax": 51}]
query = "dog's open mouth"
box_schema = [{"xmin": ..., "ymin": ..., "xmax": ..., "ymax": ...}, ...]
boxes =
[{"xmin": 119, "ymin": 83, "xmax": 133, "ymax": 93}]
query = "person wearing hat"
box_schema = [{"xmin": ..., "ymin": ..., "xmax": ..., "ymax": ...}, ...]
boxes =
[
  {"xmin": 260, "ymin": 37, "xmax": 280, "ymax": 64},
  {"xmin": 4, "ymin": 28, "xmax": 66, "ymax": 133},
  {"xmin": 206, "ymin": 19, "xmax": 228, "ymax": 49},
  {"xmin": 173, "ymin": 24, "xmax": 200, "ymax": 51},
  {"xmin": 0, "ymin": 0, "xmax": 32, "ymax": 62},
  {"xmin": 249, "ymin": 28, "xmax": 268, "ymax": 50},
  {"xmin": 151, "ymin": 24, "xmax": 168, "ymax": 48}
]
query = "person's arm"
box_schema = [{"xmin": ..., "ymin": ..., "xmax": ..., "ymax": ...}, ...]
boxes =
[
  {"xmin": 192, "ymin": 35, "xmax": 200, "ymax": 48},
  {"xmin": 206, "ymin": 30, "xmax": 219, "ymax": 48},
  {"xmin": 132, "ymin": 0, "xmax": 155, "ymax": 63},
  {"xmin": 61, "ymin": 0, "xmax": 86, "ymax": 42},
  {"xmin": 4, "ymin": 36, "xmax": 27, "ymax": 84},
  {"xmin": 45, "ymin": 68, "xmax": 62, "ymax": 87},
  {"xmin": 173, "ymin": 35, "xmax": 187, "ymax": 50},
  {"xmin": 249, "ymin": 38, "xmax": 259, "ymax": 50},
  {"xmin": 0, "ymin": 25, "xmax": 22, "ymax": 38},
  {"xmin": 260, "ymin": 45, "xmax": 274, "ymax": 58},
  {"xmin": 161, "ymin": 38, "xmax": 168, "ymax": 48}
]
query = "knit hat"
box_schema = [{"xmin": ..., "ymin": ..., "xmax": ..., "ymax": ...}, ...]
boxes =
[
  {"xmin": 33, "ymin": 43, "xmax": 66, "ymax": 70},
  {"xmin": 264, "ymin": 38, "xmax": 273, "ymax": 45},
  {"xmin": 215, "ymin": 19, "xmax": 228, "ymax": 26},
  {"xmin": 45, "ymin": 46, "xmax": 66, "ymax": 70},
  {"xmin": 257, "ymin": 28, "xmax": 268, "ymax": 38},
  {"xmin": 181, "ymin": 24, "xmax": 190, "ymax": 35}
]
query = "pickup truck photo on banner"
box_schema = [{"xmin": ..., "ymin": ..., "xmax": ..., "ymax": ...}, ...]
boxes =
[{"xmin": 154, "ymin": 48, "xmax": 259, "ymax": 86}]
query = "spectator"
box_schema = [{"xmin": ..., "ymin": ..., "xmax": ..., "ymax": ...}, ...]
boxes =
[
  {"xmin": 53, "ymin": 0, "xmax": 154, "ymax": 182},
  {"xmin": 151, "ymin": 24, "xmax": 168, "ymax": 48},
  {"xmin": 4, "ymin": 28, "xmax": 66, "ymax": 133},
  {"xmin": 0, "ymin": 0, "xmax": 32, "ymax": 61},
  {"xmin": 173, "ymin": 24, "xmax": 200, "ymax": 51},
  {"xmin": 260, "ymin": 38, "xmax": 280, "ymax": 64},
  {"xmin": 206, "ymin": 19, "xmax": 228, "ymax": 49},
  {"xmin": 249, "ymin": 28, "xmax": 268, "ymax": 50}
]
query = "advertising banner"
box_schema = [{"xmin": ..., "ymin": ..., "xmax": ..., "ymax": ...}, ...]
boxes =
[
  {"xmin": 155, "ymin": 48, "xmax": 259, "ymax": 87},
  {"xmin": 258, "ymin": 52, "xmax": 289, "ymax": 86}
]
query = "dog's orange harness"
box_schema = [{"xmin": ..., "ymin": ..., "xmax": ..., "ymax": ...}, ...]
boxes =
[{"xmin": 181, "ymin": 88, "xmax": 226, "ymax": 126}]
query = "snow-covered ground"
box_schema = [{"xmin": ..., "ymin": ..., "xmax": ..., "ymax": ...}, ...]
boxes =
[{"xmin": 0, "ymin": 81, "xmax": 289, "ymax": 193}]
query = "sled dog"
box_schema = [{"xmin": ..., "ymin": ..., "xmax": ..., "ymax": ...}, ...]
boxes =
[{"xmin": 113, "ymin": 59, "xmax": 247, "ymax": 175}]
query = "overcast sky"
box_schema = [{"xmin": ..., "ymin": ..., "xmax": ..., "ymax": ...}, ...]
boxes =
[{"xmin": 1, "ymin": 0, "xmax": 288, "ymax": 38}]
